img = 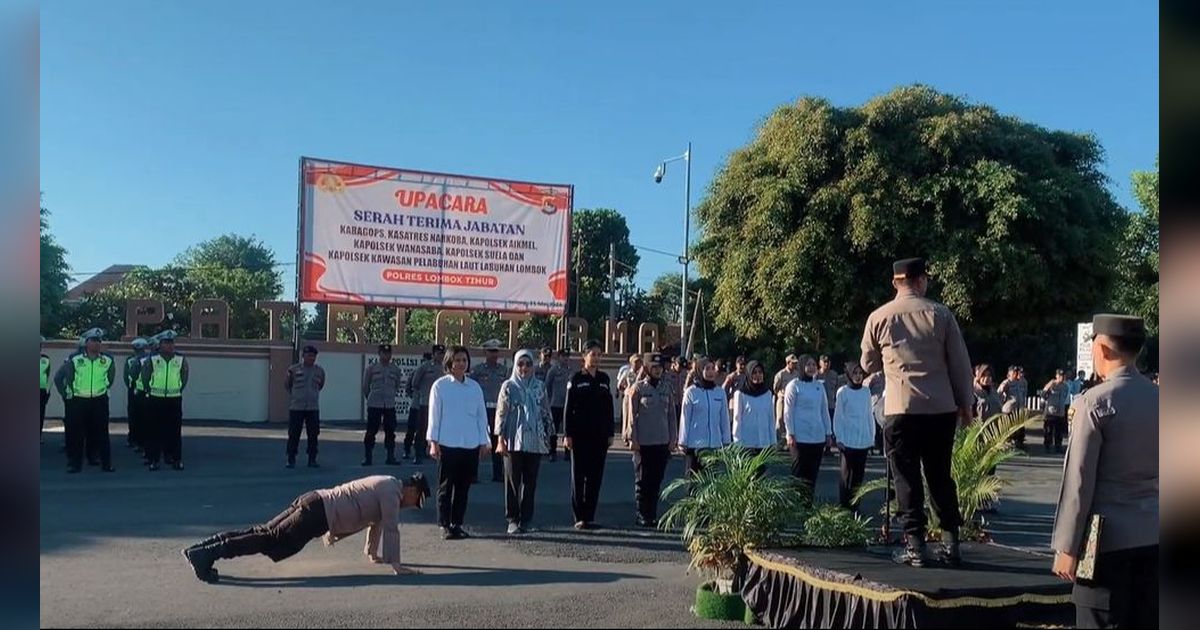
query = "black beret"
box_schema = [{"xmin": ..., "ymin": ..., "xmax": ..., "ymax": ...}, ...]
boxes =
[
  {"xmin": 431, "ymin": 344, "xmax": 446, "ymax": 353},
  {"xmin": 649, "ymin": 353, "xmax": 665, "ymax": 365},
  {"xmin": 1092, "ymin": 314, "xmax": 1146, "ymax": 339},
  {"xmin": 893, "ymin": 257, "xmax": 929, "ymax": 279},
  {"xmin": 302, "ymin": 345, "xmax": 319, "ymax": 355},
  {"xmin": 378, "ymin": 344, "xmax": 393, "ymax": 352}
]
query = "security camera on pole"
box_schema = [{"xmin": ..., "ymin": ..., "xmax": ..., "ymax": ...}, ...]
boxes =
[{"xmin": 653, "ymin": 142, "xmax": 692, "ymax": 355}]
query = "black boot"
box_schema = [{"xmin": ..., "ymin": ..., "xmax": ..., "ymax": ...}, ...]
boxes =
[
  {"xmin": 937, "ymin": 530, "xmax": 962, "ymax": 567},
  {"xmin": 361, "ymin": 444, "xmax": 373, "ymax": 467},
  {"xmin": 181, "ymin": 543, "xmax": 221, "ymax": 583},
  {"xmin": 285, "ymin": 455, "xmax": 296, "ymax": 469},
  {"xmin": 893, "ymin": 534, "xmax": 927, "ymax": 568},
  {"xmin": 307, "ymin": 455, "xmax": 319, "ymax": 468},
  {"xmin": 186, "ymin": 533, "xmax": 228, "ymax": 552},
  {"xmin": 385, "ymin": 447, "xmax": 398, "ymax": 466}
]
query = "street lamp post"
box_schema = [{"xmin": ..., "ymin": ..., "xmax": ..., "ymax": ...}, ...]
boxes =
[{"xmin": 654, "ymin": 142, "xmax": 692, "ymax": 355}]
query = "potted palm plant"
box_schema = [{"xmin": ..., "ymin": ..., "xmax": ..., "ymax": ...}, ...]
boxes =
[
  {"xmin": 659, "ymin": 446, "xmax": 810, "ymax": 621},
  {"xmin": 853, "ymin": 412, "xmax": 1029, "ymax": 540}
]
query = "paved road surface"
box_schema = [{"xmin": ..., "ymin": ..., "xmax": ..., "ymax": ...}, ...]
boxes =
[{"xmin": 40, "ymin": 421, "xmax": 1064, "ymax": 628}]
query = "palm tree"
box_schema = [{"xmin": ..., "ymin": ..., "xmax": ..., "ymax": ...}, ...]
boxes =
[{"xmin": 659, "ymin": 446, "xmax": 809, "ymax": 582}]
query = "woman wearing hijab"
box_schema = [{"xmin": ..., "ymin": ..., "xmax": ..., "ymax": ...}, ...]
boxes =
[
  {"xmin": 833, "ymin": 364, "xmax": 874, "ymax": 511},
  {"xmin": 495, "ymin": 349, "xmax": 555, "ymax": 535},
  {"xmin": 731, "ymin": 361, "xmax": 776, "ymax": 461},
  {"xmin": 623, "ymin": 353, "xmax": 677, "ymax": 527},
  {"xmin": 783, "ymin": 355, "xmax": 832, "ymax": 495},
  {"xmin": 678, "ymin": 356, "xmax": 732, "ymax": 476}
]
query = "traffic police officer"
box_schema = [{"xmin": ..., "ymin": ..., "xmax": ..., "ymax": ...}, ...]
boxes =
[
  {"xmin": 362, "ymin": 343, "xmax": 403, "ymax": 466},
  {"xmin": 1051, "ymin": 314, "xmax": 1158, "ymax": 629},
  {"xmin": 40, "ymin": 336, "xmax": 52, "ymax": 444},
  {"xmin": 470, "ymin": 339, "xmax": 509, "ymax": 482},
  {"xmin": 861, "ymin": 258, "xmax": 974, "ymax": 567},
  {"xmin": 142, "ymin": 330, "xmax": 189, "ymax": 471},
  {"xmin": 54, "ymin": 327, "xmax": 117, "ymax": 473},
  {"xmin": 124, "ymin": 337, "xmax": 150, "ymax": 451}
]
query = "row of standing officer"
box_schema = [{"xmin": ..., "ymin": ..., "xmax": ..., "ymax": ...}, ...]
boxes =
[{"xmin": 47, "ymin": 328, "xmax": 189, "ymax": 473}]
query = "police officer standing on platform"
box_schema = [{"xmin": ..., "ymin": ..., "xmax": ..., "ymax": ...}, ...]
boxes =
[
  {"xmin": 470, "ymin": 339, "xmax": 508, "ymax": 483},
  {"xmin": 1051, "ymin": 314, "xmax": 1158, "ymax": 629},
  {"xmin": 54, "ymin": 328, "xmax": 117, "ymax": 473},
  {"xmin": 404, "ymin": 344, "xmax": 444, "ymax": 464},
  {"xmin": 123, "ymin": 337, "xmax": 150, "ymax": 452},
  {"xmin": 142, "ymin": 330, "xmax": 190, "ymax": 471},
  {"xmin": 285, "ymin": 345, "xmax": 325, "ymax": 469},
  {"xmin": 861, "ymin": 258, "xmax": 974, "ymax": 567},
  {"xmin": 362, "ymin": 344, "xmax": 403, "ymax": 466}
]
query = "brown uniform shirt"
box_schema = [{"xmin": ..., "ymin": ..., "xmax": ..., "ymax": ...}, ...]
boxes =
[{"xmin": 860, "ymin": 290, "xmax": 974, "ymax": 416}]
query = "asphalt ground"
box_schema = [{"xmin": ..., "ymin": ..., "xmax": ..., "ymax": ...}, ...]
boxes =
[{"xmin": 40, "ymin": 420, "xmax": 1065, "ymax": 628}]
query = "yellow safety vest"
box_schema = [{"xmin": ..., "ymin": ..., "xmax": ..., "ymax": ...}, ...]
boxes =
[
  {"xmin": 148, "ymin": 354, "xmax": 185, "ymax": 398},
  {"xmin": 40, "ymin": 356, "xmax": 51, "ymax": 391},
  {"xmin": 128, "ymin": 356, "xmax": 147, "ymax": 393},
  {"xmin": 71, "ymin": 354, "xmax": 113, "ymax": 398}
]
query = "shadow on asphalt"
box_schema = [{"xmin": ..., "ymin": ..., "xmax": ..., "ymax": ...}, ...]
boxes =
[{"xmin": 214, "ymin": 564, "xmax": 649, "ymax": 588}]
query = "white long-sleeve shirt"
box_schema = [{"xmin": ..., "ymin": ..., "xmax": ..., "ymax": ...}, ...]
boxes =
[
  {"xmin": 784, "ymin": 378, "xmax": 832, "ymax": 444},
  {"xmin": 833, "ymin": 385, "xmax": 875, "ymax": 450},
  {"xmin": 732, "ymin": 390, "xmax": 776, "ymax": 449},
  {"xmin": 679, "ymin": 384, "xmax": 731, "ymax": 449},
  {"xmin": 427, "ymin": 374, "xmax": 490, "ymax": 449}
]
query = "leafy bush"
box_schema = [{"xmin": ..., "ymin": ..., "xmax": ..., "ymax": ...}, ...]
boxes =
[
  {"xmin": 801, "ymin": 504, "xmax": 874, "ymax": 547},
  {"xmin": 660, "ymin": 446, "xmax": 809, "ymax": 579}
]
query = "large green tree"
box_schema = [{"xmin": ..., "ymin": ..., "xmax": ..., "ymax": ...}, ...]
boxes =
[
  {"xmin": 61, "ymin": 234, "xmax": 283, "ymax": 339},
  {"xmin": 1112, "ymin": 160, "xmax": 1158, "ymax": 335},
  {"xmin": 569, "ymin": 208, "xmax": 639, "ymax": 328},
  {"xmin": 40, "ymin": 204, "xmax": 71, "ymax": 336},
  {"xmin": 694, "ymin": 85, "xmax": 1126, "ymax": 358}
]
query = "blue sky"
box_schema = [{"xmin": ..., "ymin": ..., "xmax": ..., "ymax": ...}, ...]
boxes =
[{"xmin": 41, "ymin": 1, "xmax": 1158, "ymax": 299}]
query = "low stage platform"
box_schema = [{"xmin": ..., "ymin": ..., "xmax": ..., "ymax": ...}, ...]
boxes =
[{"xmin": 738, "ymin": 543, "xmax": 1072, "ymax": 628}]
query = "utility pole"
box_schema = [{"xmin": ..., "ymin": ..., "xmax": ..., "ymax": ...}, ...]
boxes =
[{"xmin": 608, "ymin": 242, "xmax": 617, "ymax": 322}]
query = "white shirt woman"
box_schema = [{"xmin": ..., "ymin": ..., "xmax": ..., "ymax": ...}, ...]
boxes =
[{"xmin": 732, "ymin": 360, "xmax": 776, "ymax": 449}]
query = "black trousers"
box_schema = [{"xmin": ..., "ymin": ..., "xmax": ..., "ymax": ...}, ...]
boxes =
[
  {"xmin": 287, "ymin": 410, "xmax": 320, "ymax": 457},
  {"xmin": 683, "ymin": 447, "xmax": 709, "ymax": 477},
  {"xmin": 633, "ymin": 445, "xmax": 671, "ymax": 522},
  {"xmin": 884, "ymin": 412, "xmax": 961, "ymax": 538},
  {"xmin": 66, "ymin": 398, "xmax": 112, "ymax": 465},
  {"xmin": 1007, "ymin": 411, "xmax": 1027, "ymax": 447},
  {"xmin": 839, "ymin": 447, "xmax": 869, "ymax": 510},
  {"xmin": 504, "ymin": 451, "xmax": 542, "ymax": 525},
  {"xmin": 1073, "ymin": 545, "xmax": 1159, "ymax": 629},
  {"xmin": 789, "ymin": 442, "xmax": 825, "ymax": 493},
  {"xmin": 1044, "ymin": 414, "xmax": 1068, "ymax": 451},
  {"xmin": 126, "ymin": 388, "xmax": 138, "ymax": 446},
  {"xmin": 364, "ymin": 406, "xmax": 397, "ymax": 455},
  {"xmin": 485, "ymin": 408, "xmax": 503, "ymax": 480},
  {"xmin": 62, "ymin": 398, "xmax": 89, "ymax": 468},
  {"xmin": 403, "ymin": 405, "xmax": 428, "ymax": 456},
  {"xmin": 217, "ymin": 492, "xmax": 330, "ymax": 562},
  {"xmin": 570, "ymin": 441, "xmax": 608, "ymax": 524},
  {"xmin": 437, "ymin": 446, "xmax": 476, "ymax": 528},
  {"xmin": 549, "ymin": 407, "xmax": 564, "ymax": 459},
  {"xmin": 40, "ymin": 389, "xmax": 50, "ymax": 436},
  {"xmin": 146, "ymin": 396, "xmax": 184, "ymax": 464}
]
